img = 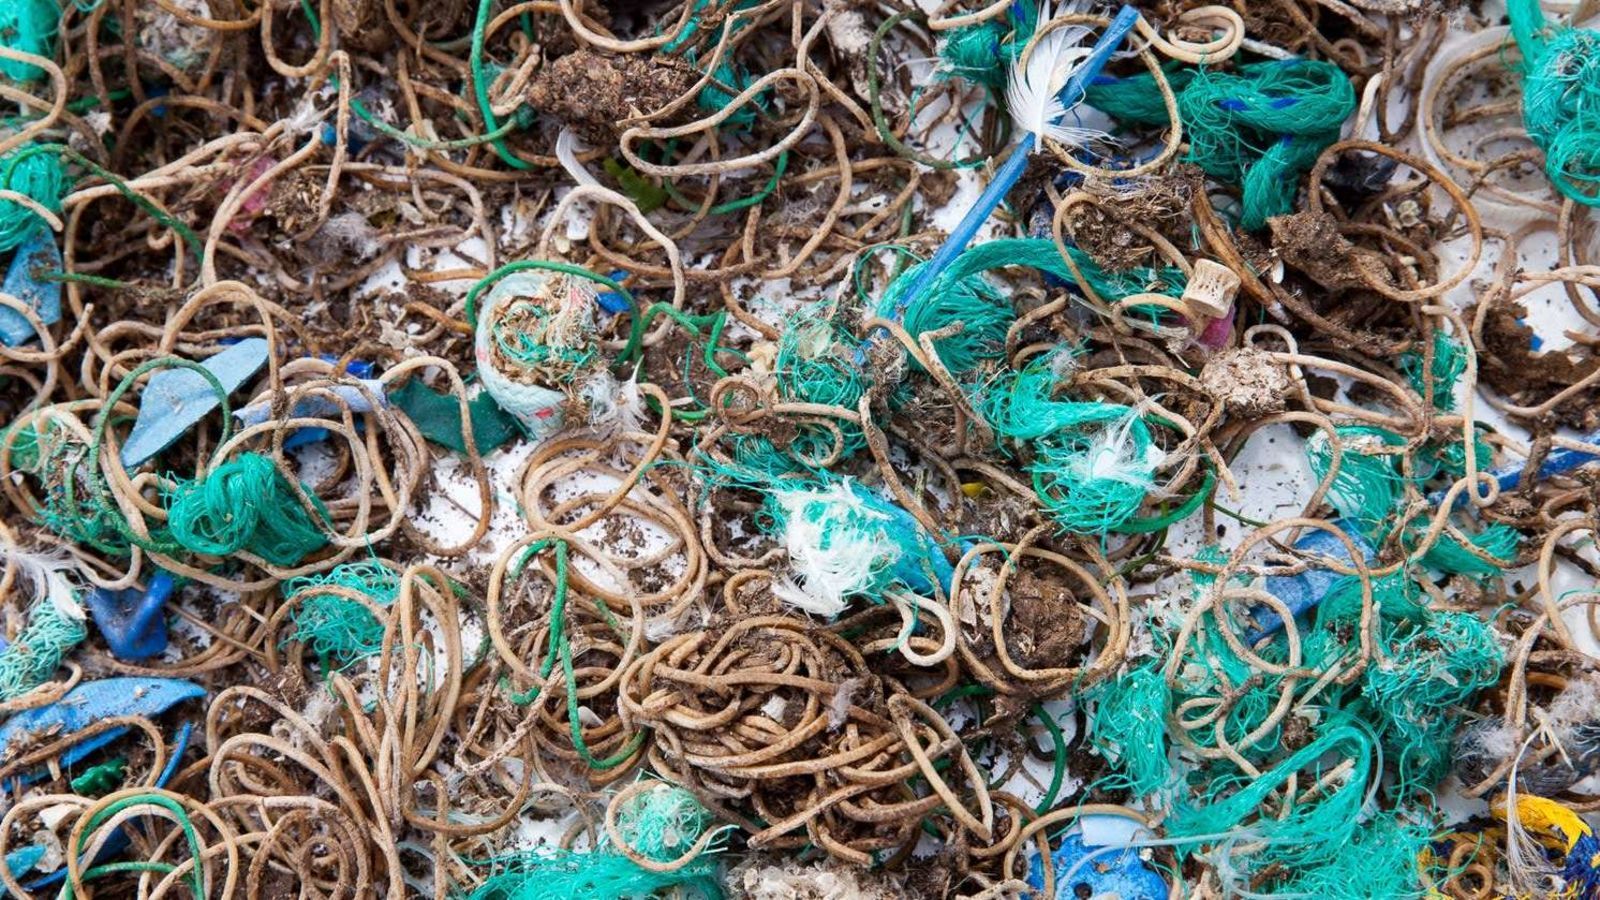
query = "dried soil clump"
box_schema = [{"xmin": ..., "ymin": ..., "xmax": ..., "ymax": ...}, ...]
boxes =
[
  {"xmin": 528, "ymin": 50, "xmax": 698, "ymax": 144},
  {"xmin": 1477, "ymin": 297, "xmax": 1600, "ymax": 430},
  {"xmin": 1268, "ymin": 209, "xmax": 1395, "ymax": 294}
]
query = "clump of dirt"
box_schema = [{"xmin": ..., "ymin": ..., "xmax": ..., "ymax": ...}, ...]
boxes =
[
  {"xmin": 1005, "ymin": 569, "xmax": 1088, "ymax": 670},
  {"xmin": 1201, "ymin": 347, "xmax": 1291, "ymax": 417},
  {"xmin": 1477, "ymin": 296, "xmax": 1600, "ymax": 430},
  {"xmin": 331, "ymin": 0, "xmax": 392, "ymax": 53},
  {"xmin": 265, "ymin": 169, "xmax": 326, "ymax": 236},
  {"xmin": 1063, "ymin": 172, "xmax": 1196, "ymax": 273},
  {"xmin": 1268, "ymin": 209, "xmax": 1394, "ymax": 294},
  {"xmin": 528, "ymin": 50, "xmax": 698, "ymax": 144}
]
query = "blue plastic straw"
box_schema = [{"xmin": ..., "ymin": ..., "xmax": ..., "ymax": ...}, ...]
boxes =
[
  {"xmin": 1430, "ymin": 427, "xmax": 1600, "ymax": 506},
  {"xmin": 856, "ymin": 4, "xmax": 1141, "ymax": 364}
]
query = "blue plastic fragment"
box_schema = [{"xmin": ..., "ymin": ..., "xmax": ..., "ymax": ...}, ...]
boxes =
[
  {"xmin": 233, "ymin": 380, "xmax": 387, "ymax": 430},
  {"xmin": 2, "ymin": 844, "xmax": 45, "ymax": 884},
  {"xmin": 0, "ymin": 677, "xmax": 205, "ymax": 775},
  {"xmin": 1429, "ymin": 426, "xmax": 1600, "ymax": 508},
  {"xmin": 0, "ymin": 230, "xmax": 63, "ymax": 346},
  {"xmin": 118, "ymin": 338, "xmax": 270, "ymax": 468},
  {"xmin": 85, "ymin": 570, "xmax": 175, "ymax": 662},
  {"xmin": 233, "ymin": 380, "xmax": 385, "ymax": 450},
  {"xmin": 1250, "ymin": 522, "xmax": 1375, "ymax": 644},
  {"xmin": 313, "ymin": 355, "xmax": 375, "ymax": 379},
  {"xmin": 23, "ymin": 721, "xmax": 194, "ymax": 892},
  {"xmin": 596, "ymin": 269, "xmax": 631, "ymax": 316},
  {"xmin": 1027, "ymin": 829, "xmax": 1168, "ymax": 900}
]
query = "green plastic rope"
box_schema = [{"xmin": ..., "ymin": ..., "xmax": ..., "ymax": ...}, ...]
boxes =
[
  {"xmin": 1085, "ymin": 59, "xmax": 1355, "ymax": 229},
  {"xmin": 0, "ymin": 0, "xmax": 59, "ymax": 83},
  {"xmin": 0, "ymin": 144, "xmax": 65, "ymax": 253},
  {"xmin": 165, "ymin": 452, "xmax": 331, "ymax": 567},
  {"xmin": 282, "ymin": 560, "xmax": 400, "ymax": 665},
  {"xmin": 0, "ymin": 598, "xmax": 86, "ymax": 701},
  {"xmin": 1511, "ymin": 0, "xmax": 1600, "ymax": 205}
]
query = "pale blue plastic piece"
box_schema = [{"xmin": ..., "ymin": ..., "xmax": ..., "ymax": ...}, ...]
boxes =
[
  {"xmin": 232, "ymin": 380, "xmax": 388, "ymax": 429},
  {"xmin": 0, "ymin": 230, "xmax": 62, "ymax": 346},
  {"xmin": 118, "ymin": 338, "xmax": 270, "ymax": 467}
]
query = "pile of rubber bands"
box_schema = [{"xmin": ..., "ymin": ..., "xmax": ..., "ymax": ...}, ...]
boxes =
[{"xmin": 4, "ymin": 0, "xmax": 1600, "ymax": 896}]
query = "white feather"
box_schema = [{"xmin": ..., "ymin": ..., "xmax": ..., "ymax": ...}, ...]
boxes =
[
  {"xmin": 0, "ymin": 542, "xmax": 82, "ymax": 621},
  {"xmin": 1005, "ymin": 1, "xmax": 1109, "ymax": 150}
]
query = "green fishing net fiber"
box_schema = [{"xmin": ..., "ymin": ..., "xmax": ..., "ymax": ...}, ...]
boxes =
[
  {"xmin": 984, "ymin": 354, "xmax": 1161, "ymax": 535},
  {"xmin": 468, "ymin": 783, "xmax": 722, "ymax": 900},
  {"xmin": 0, "ymin": 0, "xmax": 59, "ymax": 83},
  {"xmin": 1085, "ymin": 59, "xmax": 1355, "ymax": 229},
  {"xmin": 0, "ymin": 598, "xmax": 86, "ymax": 701},
  {"xmin": 1084, "ymin": 660, "xmax": 1173, "ymax": 796},
  {"xmin": 1510, "ymin": 0, "xmax": 1600, "ymax": 205},
  {"xmin": 165, "ymin": 452, "xmax": 330, "ymax": 567},
  {"xmin": 0, "ymin": 144, "xmax": 66, "ymax": 253},
  {"xmin": 1305, "ymin": 425, "xmax": 1409, "ymax": 539},
  {"xmin": 1399, "ymin": 330, "xmax": 1469, "ymax": 413},
  {"xmin": 772, "ymin": 313, "xmax": 869, "ymax": 461},
  {"xmin": 281, "ymin": 560, "xmax": 400, "ymax": 664}
]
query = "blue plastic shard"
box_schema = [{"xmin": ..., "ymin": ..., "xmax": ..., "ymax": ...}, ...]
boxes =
[
  {"xmin": 118, "ymin": 338, "xmax": 270, "ymax": 468},
  {"xmin": 0, "ymin": 677, "xmax": 204, "ymax": 774},
  {"xmin": 3, "ymin": 845, "xmax": 45, "ymax": 884},
  {"xmin": 85, "ymin": 570, "xmax": 175, "ymax": 662},
  {"xmin": 1430, "ymin": 426, "xmax": 1600, "ymax": 508},
  {"xmin": 0, "ymin": 230, "xmax": 62, "ymax": 347},
  {"xmin": 1027, "ymin": 830, "xmax": 1168, "ymax": 900},
  {"xmin": 1249, "ymin": 522, "xmax": 1375, "ymax": 644},
  {"xmin": 23, "ymin": 721, "xmax": 194, "ymax": 892},
  {"xmin": 232, "ymin": 380, "xmax": 387, "ymax": 429}
]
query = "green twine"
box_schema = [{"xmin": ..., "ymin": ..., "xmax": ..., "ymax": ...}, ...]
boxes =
[
  {"xmin": 0, "ymin": 144, "xmax": 65, "ymax": 254},
  {"xmin": 1085, "ymin": 59, "xmax": 1355, "ymax": 229},
  {"xmin": 1363, "ymin": 608, "xmax": 1503, "ymax": 794},
  {"xmin": 1399, "ymin": 330, "xmax": 1469, "ymax": 412},
  {"xmin": 1304, "ymin": 425, "xmax": 1409, "ymax": 540},
  {"xmin": 281, "ymin": 560, "xmax": 400, "ymax": 665},
  {"xmin": 1419, "ymin": 522, "xmax": 1519, "ymax": 577},
  {"xmin": 0, "ymin": 598, "xmax": 85, "ymax": 701},
  {"xmin": 164, "ymin": 452, "xmax": 330, "ymax": 567},
  {"xmin": 0, "ymin": 0, "xmax": 59, "ymax": 83},
  {"xmin": 1261, "ymin": 810, "xmax": 1442, "ymax": 899},
  {"xmin": 770, "ymin": 311, "xmax": 869, "ymax": 463},
  {"xmin": 1084, "ymin": 660, "xmax": 1173, "ymax": 796},
  {"xmin": 13, "ymin": 418, "xmax": 132, "ymax": 556},
  {"xmin": 1510, "ymin": 0, "xmax": 1600, "ymax": 205},
  {"xmin": 468, "ymin": 781, "xmax": 722, "ymax": 900},
  {"xmin": 984, "ymin": 353, "xmax": 1162, "ymax": 535},
  {"xmin": 877, "ymin": 256, "xmax": 1014, "ymax": 376},
  {"xmin": 614, "ymin": 782, "xmax": 719, "ymax": 865},
  {"xmin": 1168, "ymin": 720, "xmax": 1377, "ymax": 878}
]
